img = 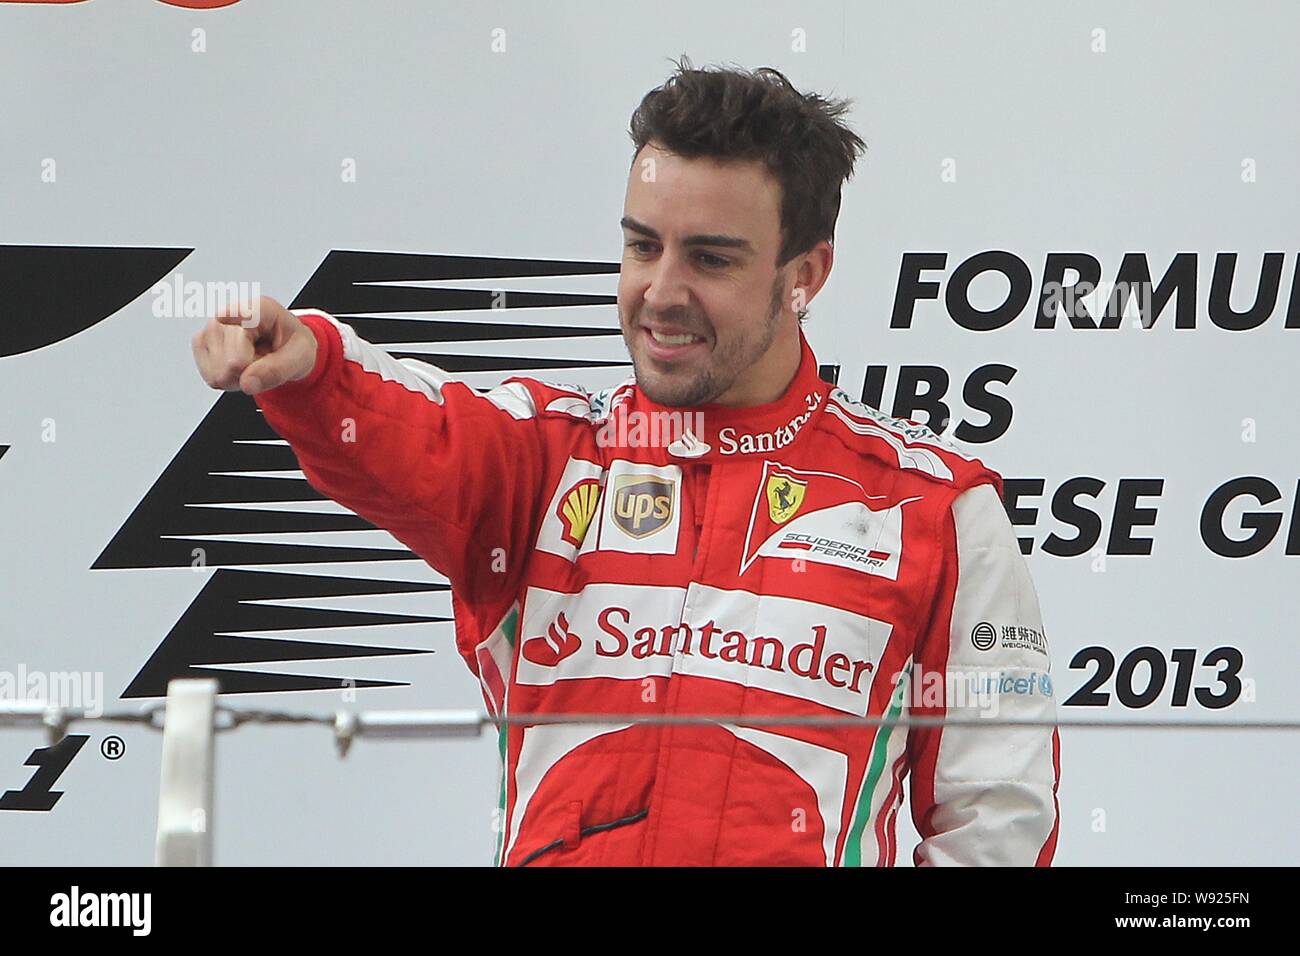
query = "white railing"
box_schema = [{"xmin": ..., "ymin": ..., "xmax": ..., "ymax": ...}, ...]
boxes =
[{"xmin": 1, "ymin": 678, "xmax": 1296, "ymax": 865}]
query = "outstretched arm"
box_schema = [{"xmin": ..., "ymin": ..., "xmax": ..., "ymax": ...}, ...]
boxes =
[{"xmin": 192, "ymin": 297, "xmax": 548, "ymax": 656}]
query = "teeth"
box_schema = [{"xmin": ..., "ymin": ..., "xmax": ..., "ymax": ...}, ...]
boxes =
[{"xmin": 650, "ymin": 330, "xmax": 702, "ymax": 346}]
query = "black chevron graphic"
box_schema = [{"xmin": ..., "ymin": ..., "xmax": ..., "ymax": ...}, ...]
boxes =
[
  {"xmin": 122, "ymin": 569, "xmax": 448, "ymax": 698},
  {"xmin": 291, "ymin": 248, "xmax": 621, "ymax": 315},
  {"xmin": 94, "ymin": 391, "xmax": 415, "ymax": 570},
  {"xmin": 0, "ymin": 245, "xmax": 191, "ymax": 358}
]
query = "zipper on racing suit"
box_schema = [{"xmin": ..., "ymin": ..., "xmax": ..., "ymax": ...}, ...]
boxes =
[{"xmin": 640, "ymin": 456, "xmax": 714, "ymax": 863}]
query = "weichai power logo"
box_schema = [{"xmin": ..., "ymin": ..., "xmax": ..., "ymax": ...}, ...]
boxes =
[{"xmin": 612, "ymin": 476, "xmax": 674, "ymax": 538}]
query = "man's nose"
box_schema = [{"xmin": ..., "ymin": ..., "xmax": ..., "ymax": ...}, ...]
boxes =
[{"xmin": 642, "ymin": 250, "xmax": 693, "ymax": 314}]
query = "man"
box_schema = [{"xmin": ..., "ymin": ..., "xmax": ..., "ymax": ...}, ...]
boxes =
[{"xmin": 192, "ymin": 61, "xmax": 1060, "ymax": 866}]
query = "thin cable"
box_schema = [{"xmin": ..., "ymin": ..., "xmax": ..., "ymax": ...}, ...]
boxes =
[{"xmin": 1, "ymin": 704, "xmax": 1297, "ymax": 733}]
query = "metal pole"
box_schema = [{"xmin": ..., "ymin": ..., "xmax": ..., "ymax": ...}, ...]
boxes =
[{"xmin": 154, "ymin": 679, "xmax": 217, "ymax": 867}]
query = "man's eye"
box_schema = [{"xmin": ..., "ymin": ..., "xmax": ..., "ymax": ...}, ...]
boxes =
[{"xmin": 624, "ymin": 242, "xmax": 726, "ymax": 268}]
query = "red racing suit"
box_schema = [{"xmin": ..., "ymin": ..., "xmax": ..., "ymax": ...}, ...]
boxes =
[{"xmin": 256, "ymin": 309, "xmax": 1061, "ymax": 866}]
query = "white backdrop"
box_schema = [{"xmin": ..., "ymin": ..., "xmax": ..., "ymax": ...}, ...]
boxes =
[{"xmin": 1, "ymin": 0, "xmax": 1296, "ymax": 865}]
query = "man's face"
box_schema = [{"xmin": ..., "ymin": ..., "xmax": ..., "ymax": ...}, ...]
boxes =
[{"xmin": 618, "ymin": 142, "xmax": 795, "ymax": 407}]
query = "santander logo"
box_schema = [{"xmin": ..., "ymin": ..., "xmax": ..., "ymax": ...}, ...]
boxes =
[
  {"xmin": 521, "ymin": 612, "xmax": 582, "ymax": 666},
  {"xmin": 522, "ymin": 604, "xmax": 875, "ymax": 694},
  {"xmin": 516, "ymin": 584, "xmax": 891, "ymax": 713}
]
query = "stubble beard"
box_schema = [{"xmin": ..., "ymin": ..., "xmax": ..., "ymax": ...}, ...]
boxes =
[{"xmin": 625, "ymin": 274, "xmax": 785, "ymax": 408}]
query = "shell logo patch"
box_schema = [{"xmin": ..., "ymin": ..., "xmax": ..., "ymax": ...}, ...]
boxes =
[{"xmin": 557, "ymin": 478, "xmax": 601, "ymax": 548}]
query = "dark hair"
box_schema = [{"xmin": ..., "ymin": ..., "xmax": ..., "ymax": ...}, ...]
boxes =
[{"xmin": 628, "ymin": 56, "xmax": 867, "ymax": 268}]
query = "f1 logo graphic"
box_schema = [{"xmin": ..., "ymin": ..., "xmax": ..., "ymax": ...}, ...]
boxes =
[{"xmin": 0, "ymin": 735, "xmax": 88, "ymax": 811}]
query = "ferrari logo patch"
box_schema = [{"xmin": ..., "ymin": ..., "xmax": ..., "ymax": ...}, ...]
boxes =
[{"xmin": 766, "ymin": 474, "xmax": 807, "ymax": 524}]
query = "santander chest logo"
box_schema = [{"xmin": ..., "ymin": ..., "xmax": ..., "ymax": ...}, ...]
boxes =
[
  {"xmin": 516, "ymin": 584, "xmax": 894, "ymax": 713},
  {"xmin": 520, "ymin": 601, "xmax": 876, "ymax": 695}
]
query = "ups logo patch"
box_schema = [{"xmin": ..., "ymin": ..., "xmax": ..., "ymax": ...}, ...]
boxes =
[{"xmin": 612, "ymin": 475, "xmax": 675, "ymax": 538}]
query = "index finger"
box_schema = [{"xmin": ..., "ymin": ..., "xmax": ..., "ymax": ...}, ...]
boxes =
[{"xmin": 214, "ymin": 299, "xmax": 261, "ymax": 330}]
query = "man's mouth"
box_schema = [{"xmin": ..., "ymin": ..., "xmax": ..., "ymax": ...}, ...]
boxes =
[{"xmin": 642, "ymin": 325, "xmax": 707, "ymax": 360}]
